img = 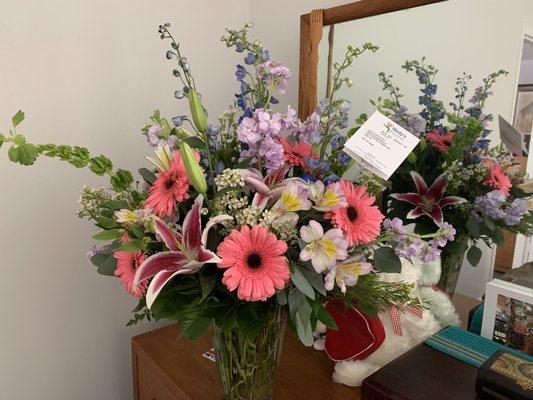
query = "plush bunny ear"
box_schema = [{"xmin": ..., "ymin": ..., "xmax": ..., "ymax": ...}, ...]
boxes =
[
  {"xmin": 324, "ymin": 299, "xmax": 385, "ymax": 362},
  {"xmin": 418, "ymin": 258, "xmax": 442, "ymax": 286}
]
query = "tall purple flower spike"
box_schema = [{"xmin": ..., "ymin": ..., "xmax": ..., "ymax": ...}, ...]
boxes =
[
  {"xmin": 390, "ymin": 171, "xmax": 466, "ymax": 226},
  {"xmin": 134, "ymin": 195, "xmax": 221, "ymax": 308}
]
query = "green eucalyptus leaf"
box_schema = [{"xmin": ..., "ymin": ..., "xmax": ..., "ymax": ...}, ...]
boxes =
[
  {"xmin": 183, "ymin": 136, "xmax": 206, "ymax": 149},
  {"xmin": 288, "ymin": 288, "xmax": 304, "ymax": 322},
  {"xmin": 92, "ymin": 228, "xmax": 124, "ymax": 241},
  {"xmin": 276, "ymin": 289, "xmax": 288, "ymax": 305},
  {"xmin": 484, "ymin": 216, "xmax": 496, "ymax": 231},
  {"xmin": 117, "ymin": 239, "xmax": 143, "ymax": 252},
  {"xmin": 290, "ymin": 267, "xmax": 315, "ymax": 299},
  {"xmin": 373, "ymin": 246, "xmax": 402, "ymax": 273},
  {"xmin": 316, "ymin": 305, "xmax": 337, "ymax": 330},
  {"xmin": 466, "ymin": 245, "xmax": 482, "ymax": 266},
  {"xmin": 466, "ymin": 216, "xmax": 480, "ymax": 236},
  {"xmin": 138, "ymin": 167, "xmax": 156, "ymax": 185},
  {"xmin": 90, "ymin": 242, "xmax": 119, "ymax": 276},
  {"xmin": 301, "ymin": 266, "xmax": 326, "ymax": 296}
]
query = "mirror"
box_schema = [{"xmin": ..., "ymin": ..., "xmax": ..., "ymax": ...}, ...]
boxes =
[{"xmin": 304, "ymin": 0, "xmax": 533, "ymax": 298}]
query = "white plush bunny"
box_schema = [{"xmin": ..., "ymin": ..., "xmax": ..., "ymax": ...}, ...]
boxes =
[{"xmin": 316, "ymin": 258, "xmax": 460, "ymax": 387}]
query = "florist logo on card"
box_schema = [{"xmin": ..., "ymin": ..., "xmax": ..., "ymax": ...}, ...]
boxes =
[{"xmin": 383, "ymin": 121, "xmax": 406, "ymax": 139}]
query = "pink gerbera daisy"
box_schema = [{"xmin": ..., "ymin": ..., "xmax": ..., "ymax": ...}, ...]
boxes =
[
  {"xmin": 280, "ymin": 138, "xmax": 318, "ymax": 170},
  {"xmin": 114, "ymin": 250, "xmax": 147, "ymax": 297},
  {"xmin": 484, "ymin": 159, "xmax": 511, "ymax": 196},
  {"xmin": 217, "ymin": 225, "xmax": 290, "ymax": 301},
  {"xmin": 426, "ymin": 129, "xmax": 454, "ymax": 152},
  {"xmin": 326, "ymin": 180, "xmax": 384, "ymax": 246},
  {"xmin": 145, "ymin": 153, "xmax": 190, "ymax": 217}
]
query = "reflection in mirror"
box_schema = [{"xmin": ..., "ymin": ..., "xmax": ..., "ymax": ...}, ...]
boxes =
[{"xmin": 316, "ymin": 0, "xmax": 533, "ymax": 298}]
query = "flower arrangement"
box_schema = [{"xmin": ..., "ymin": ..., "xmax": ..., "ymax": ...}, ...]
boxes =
[
  {"xmin": 368, "ymin": 58, "xmax": 533, "ymax": 292},
  {"xmin": 0, "ymin": 24, "xmax": 456, "ymax": 398}
]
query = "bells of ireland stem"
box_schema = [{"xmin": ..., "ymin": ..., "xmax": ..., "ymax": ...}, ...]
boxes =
[
  {"xmin": 188, "ymin": 89, "xmax": 208, "ymax": 134},
  {"xmin": 180, "ymin": 140, "xmax": 207, "ymax": 195}
]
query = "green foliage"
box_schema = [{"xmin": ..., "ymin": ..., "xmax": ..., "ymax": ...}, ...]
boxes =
[
  {"xmin": 90, "ymin": 242, "xmax": 119, "ymax": 276},
  {"xmin": 373, "ymin": 246, "xmax": 402, "ymax": 273},
  {"xmin": 467, "ymin": 245, "xmax": 482, "ymax": 266},
  {"xmin": 138, "ymin": 167, "xmax": 156, "ymax": 185},
  {"xmin": 110, "ymin": 169, "xmax": 134, "ymax": 191},
  {"xmin": 92, "ymin": 228, "xmax": 124, "ymax": 241},
  {"xmin": 345, "ymin": 274, "xmax": 420, "ymax": 317},
  {"xmin": 12, "ymin": 110, "xmax": 25, "ymax": 127},
  {"xmin": 290, "ymin": 265, "xmax": 315, "ymax": 299},
  {"xmin": 444, "ymin": 115, "xmax": 483, "ymax": 163},
  {"xmin": 127, "ymin": 298, "xmax": 153, "ymax": 326}
]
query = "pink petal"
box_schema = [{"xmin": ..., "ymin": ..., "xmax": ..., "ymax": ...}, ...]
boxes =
[
  {"xmin": 406, "ymin": 207, "xmax": 425, "ymax": 219},
  {"xmin": 202, "ymin": 214, "xmax": 233, "ymax": 246},
  {"xmin": 154, "ymin": 219, "xmax": 181, "ymax": 251},
  {"xmin": 410, "ymin": 171, "xmax": 428, "ymax": 195},
  {"xmin": 427, "ymin": 174, "xmax": 447, "ymax": 200},
  {"xmin": 426, "ymin": 207, "xmax": 444, "ymax": 225},
  {"xmin": 134, "ymin": 251, "xmax": 187, "ymax": 286},
  {"xmin": 390, "ymin": 193, "xmax": 422, "ymax": 205},
  {"xmin": 182, "ymin": 195, "xmax": 203, "ymax": 254},
  {"xmin": 145, "ymin": 268, "xmax": 194, "ymax": 308},
  {"xmin": 439, "ymin": 196, "xmax": 466, "ymax": 207}
]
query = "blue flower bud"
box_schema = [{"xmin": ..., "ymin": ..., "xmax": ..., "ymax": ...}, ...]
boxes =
[
  {"xmin": 270, "ymin": 97, "xmax": 279, "ymax": 104},
  {"xmin": 171, "ymin": 116, "xmax": 184, "ymax": 127},
  {"xmin": 235, "ymin": 43, "xmax": 245, "ymax": 53},
  {"xmin": 244, "ymin": 52, "xmax": 256, "ymax": 65},
  {"xmin": 165, "ymin": 51, "xmax": 173, "ymax": 60},
  {"xmin": 174, "ymin": 90, "xmax": 185, "ymax": 99}
]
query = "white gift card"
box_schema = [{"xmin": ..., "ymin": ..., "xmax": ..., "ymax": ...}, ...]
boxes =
[{"xmin": 343, "ymin": 111, "xmax": 420, "ymax": 180}]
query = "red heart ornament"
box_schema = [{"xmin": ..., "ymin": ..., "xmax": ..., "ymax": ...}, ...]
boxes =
[{"xmin": 324, "ymin": 300, "xmax": 385, "ymax": 361}]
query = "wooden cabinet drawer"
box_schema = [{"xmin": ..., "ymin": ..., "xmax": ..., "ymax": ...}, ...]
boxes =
[{"xmin": 137, "ymin": 356, "xmax": 179, "ymax": 400}]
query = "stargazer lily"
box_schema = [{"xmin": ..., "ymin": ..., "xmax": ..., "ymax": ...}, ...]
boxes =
[
  {"xmin": 390, "ymin": 171, "xmax": 466, "ymax": 226},
  {"xmin": 134, "ymin": 195, "xmax": 225, "ymax": 308}
]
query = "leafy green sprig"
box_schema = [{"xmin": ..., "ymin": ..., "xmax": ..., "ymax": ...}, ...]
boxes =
[{"xmin": 1, "ymin": 111, "xmax": 135, "ymax": 193}]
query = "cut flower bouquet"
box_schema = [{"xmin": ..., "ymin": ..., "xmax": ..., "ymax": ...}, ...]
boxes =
[
  {"xmin": 368, "ymin": 59, "xmax": 533, "ymax": 293},
  {"xmin": 2, "ymin": 24, "xmax": 457, "ymax": 399}
]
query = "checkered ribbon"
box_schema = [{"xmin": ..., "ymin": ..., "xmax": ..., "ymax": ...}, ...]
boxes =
[{"xmin": 388, "ymin": 306, "xmax": 423, "ymax": 336}]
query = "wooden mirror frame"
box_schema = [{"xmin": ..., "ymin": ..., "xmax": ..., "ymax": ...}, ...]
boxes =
[{"xmin": 298, "ymin": 0, "xmax": 447, "ymax": 120}]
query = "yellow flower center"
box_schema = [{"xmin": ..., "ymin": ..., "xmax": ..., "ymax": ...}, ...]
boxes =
[
  {"xmin": 319, "ymin": 238, "xmax": 337, "ymax": 258},
  {"xmin": 281, "ymin": 192, "xmax": 302, "ymax": 212}
]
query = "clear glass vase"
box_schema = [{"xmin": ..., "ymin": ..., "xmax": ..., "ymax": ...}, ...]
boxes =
[
  {"xmin": 212, "ymin": 304, "xmax": 286, "ymax": 400},
  {"xmin": 437, "ymin": 237, "xmax": 469, "ymax": 295}
]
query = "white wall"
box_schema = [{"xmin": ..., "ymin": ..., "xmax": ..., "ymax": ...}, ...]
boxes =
[
  {"xmin": 519, "ymin": 59, "xmax": 533, "ymax": 85},
  {"xmin": 0, "ymin": 1, "xmax": 248, "ymax": 399}
]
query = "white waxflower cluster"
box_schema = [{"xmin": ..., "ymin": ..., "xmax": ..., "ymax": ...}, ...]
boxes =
[
  {"xmin": 214, "ymin": 168, "xmax": 244, "ymax": 190},
  {"xmin": 442, "ymin": 161, "xmax": 487, "ymax": 192},
  {"xmin": 235, "ymin": 206, "xmax": 261, "ymax": 226},
  {"xmin": 76, "ymin": 185, "xmax": 112, "ymax": 218},
  {"xmin": 357, "ymin": 170, "xmax": 389, "ymax": 197}
]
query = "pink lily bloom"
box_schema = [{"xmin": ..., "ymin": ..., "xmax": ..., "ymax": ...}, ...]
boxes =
[
  {"xmin": 390, "ymin": 171, "xmax": 465, "ymax": 226},
  {"xmin": 134, "ymin": 195, "xmax": 221, "ymax": 308}
]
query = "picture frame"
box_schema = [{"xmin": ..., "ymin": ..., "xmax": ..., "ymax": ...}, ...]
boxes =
[
  {"xmin": 513, "ymin": 84, "xmax": 533, "ymax": 152},
  {"xmin": 481, "ymin": 279, "xmax": 533, "ymax": 355}
]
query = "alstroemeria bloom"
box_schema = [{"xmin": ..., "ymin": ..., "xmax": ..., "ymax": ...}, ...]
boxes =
[
  {"xmin": 324, "ymin": 256, "xmax": 373, "ymax": 293},
  {"xmin": 390, "ymin": 172, "xmax": 466, "ymax": 225},
  {"xmin": 134, "ymin": 195, "xmax": 221, "ymax": 308},
  {"xmin": 309, "ymin": 181, "xmax": 347, "ymax": 211},
  {"xmin": 115, "ymin": 208, "xmax": 152, "ymax": 226},
  {"xmin": 271, "ymin": 181, "xmax": 311, "ymax": 216},
  {"xmin": 300, "ymin": 220, "xmax": 348, "ymax": 273}
]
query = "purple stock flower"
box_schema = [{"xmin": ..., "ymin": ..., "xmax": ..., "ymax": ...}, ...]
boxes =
[
  {"xmin": 503, "ymin": 198, "xmax": 528, "ymax": 226},
  {"xmin": 256, "ymin": 59, "xmax": 291, "ymax": 94},
  {"xmin": 383, "ymin": 217, "xmax": 407, "ymax": 234},
  {"xmin": 473, "ymin": 190, "xmax": 506, "ymax": 220}
]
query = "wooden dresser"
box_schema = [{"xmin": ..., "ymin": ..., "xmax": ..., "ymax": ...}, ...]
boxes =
[{"xmin": 131, "ymin": 294, "xmax": 478, "ymax": 400}]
